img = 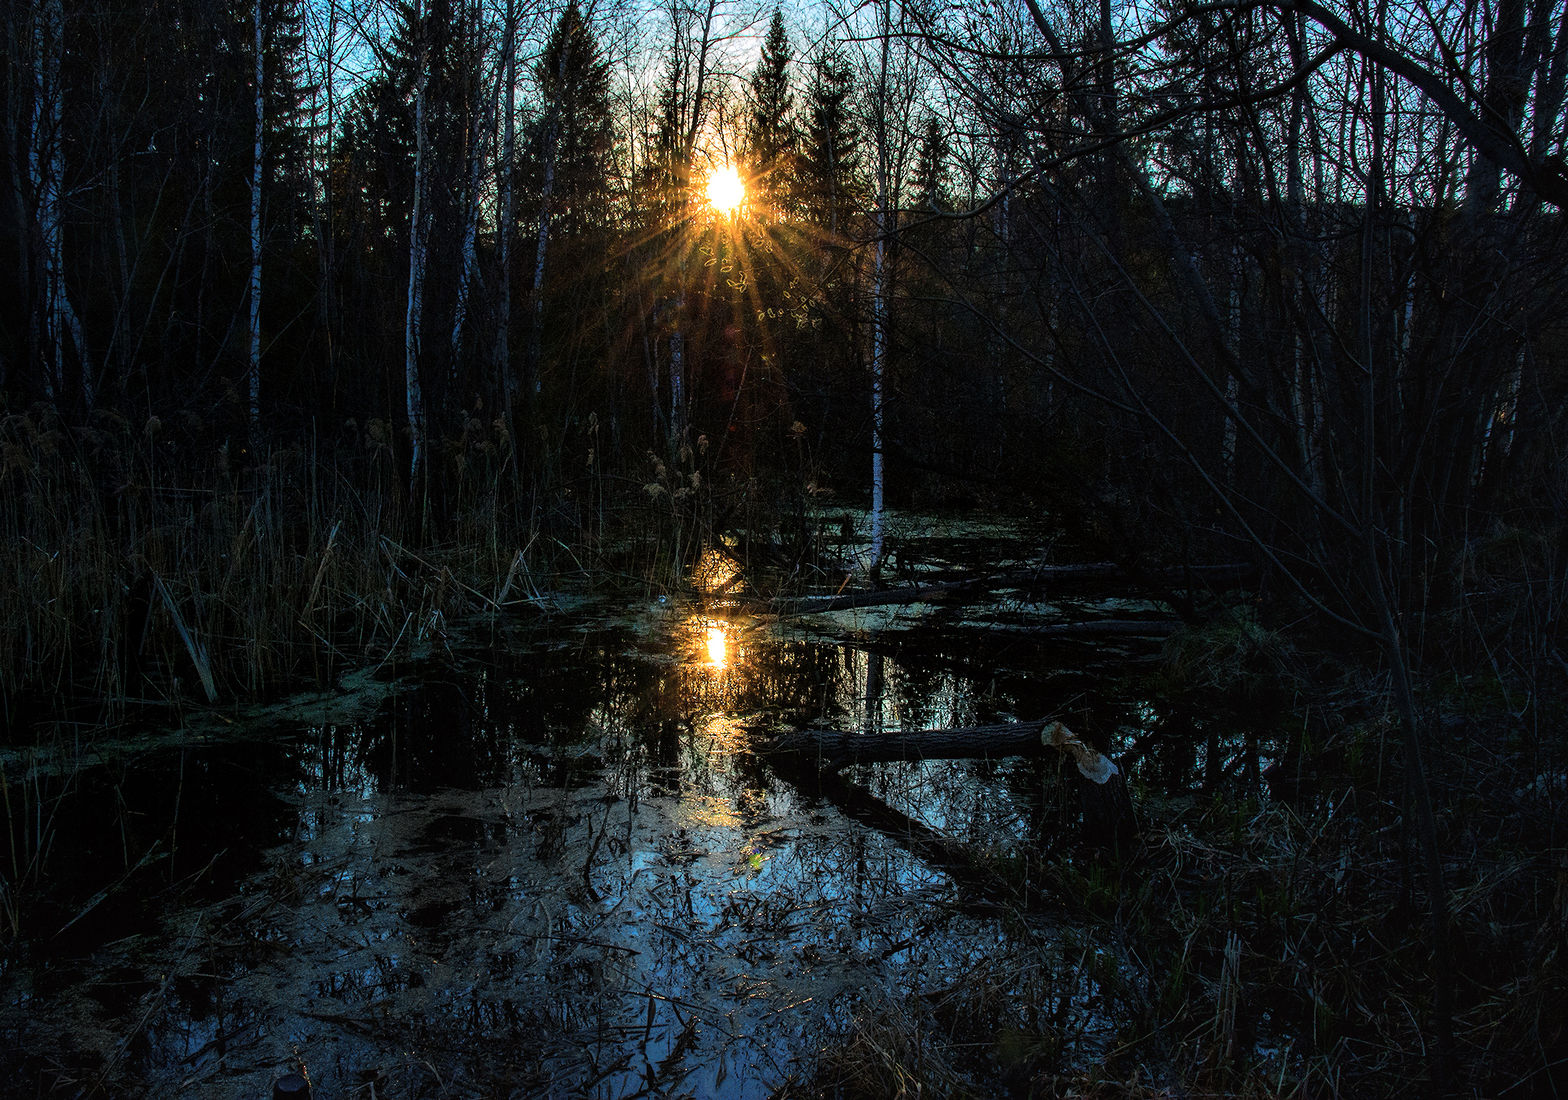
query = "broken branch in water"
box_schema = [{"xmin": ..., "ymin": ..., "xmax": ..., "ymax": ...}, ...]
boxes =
[
  {"xmin": 759, "ymin": 719, "xmax": 1137, "ymax": 848},
  {"xmin": 768, "ymin": 561, "xmax": 1252, "ymax": 617}
]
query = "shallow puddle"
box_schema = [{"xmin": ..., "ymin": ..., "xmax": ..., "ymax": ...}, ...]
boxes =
[{"xmin": 3, "ymin": 546, "xmax": 1203, "ymax": 1096}]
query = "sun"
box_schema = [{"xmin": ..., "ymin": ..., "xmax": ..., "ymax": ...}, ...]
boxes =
[{"xmin": 705, "ymin": 164, "xmax": 745, "ymax": 215}]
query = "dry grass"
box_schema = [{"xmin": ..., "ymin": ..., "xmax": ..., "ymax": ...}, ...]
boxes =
[
  {"xmin": 0, "ymin": 405, "xmax": 544, "ymax": 716},
  {"xmin": 781, "ymin": 681, "xmax": 1566, "ymax": 1099}
]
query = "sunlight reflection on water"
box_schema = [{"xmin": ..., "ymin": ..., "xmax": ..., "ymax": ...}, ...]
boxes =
[
  {"xmin": 247, "ymin": 605, "xmax": 1050, "ymax": 1097},
  {"xmin": 7, "ymin": 517, "xmax": 1196, "ymax": 1099},
  {"xmin": 704, "ymin": 621, "xmax": 728, "ymax": 669}
]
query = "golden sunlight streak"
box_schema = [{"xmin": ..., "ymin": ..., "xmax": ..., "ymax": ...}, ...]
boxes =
[
  {"xmin": 704, "ymin": 622, "xmax": 728, "ymax": 669},
  {"xmin": 693, "ymin": 546, "xmax": 740, "ymax": 594},
  {"xmin": 706, "ymin": 164, "xmax": 745, "ymax": 214}
]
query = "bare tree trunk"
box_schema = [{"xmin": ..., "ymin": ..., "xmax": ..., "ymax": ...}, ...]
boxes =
[
  {"xmin": 1363, "ymin": 51, "xmax": 1454, "ymax": 1088},
  {"xmin": 449, "ymin": 0, "xmax": 489, "ymax": 396},
  {"xmin": 495, "ymin": 0, "xmax": 517, "ymax": 430},
  {"xmin": 301, "ymin": 0, "xmax": 339, "ymax": 413},
  {"xmin": 869, "ymin": 223, "xmax": 887, "ymax": 572},
  {"xmin": 659, "ymin": 0, "xmax": 721, "ymax": 456},
  {"xmin": 404, "ymin": 13, "xmax": 430, "ymax": 484},
  {"xmin": 248, "ymin": 0, "xmax": 264, "ymax": 439},
  {"xmin": 31, "ymin": 0, "xmax": 88, "ymax": 408},
  {"xmin": 668, "ymin": 290, "xmax": 685, "ymax": 447},
  {"xmin": 866, "ymin": 0, "xmax": 895, "ymax": 578},
  {"xmin": 526, "ymin": 124, "xmax": 557, "ymax": 405}
]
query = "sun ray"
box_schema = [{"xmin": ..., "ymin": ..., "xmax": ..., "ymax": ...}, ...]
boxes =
[{"xmin": 706, "ymin": 164, "xmax": 745, "ymax": 215}]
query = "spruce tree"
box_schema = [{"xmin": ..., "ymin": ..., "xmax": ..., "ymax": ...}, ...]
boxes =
[
  {"xmin": 743, "ymin": 10, "xmax": 796, "ymax": 215},
  {"xmin": 531, "ymin": 0, "xmax": 615, "ymax": 238},
  {"xmin": 796, "ymin": 44, "xmax": 861, "ymax": 236},
  {"xmin": 912, "ymin": 115, "xmax": 950, "ymax": 213}
]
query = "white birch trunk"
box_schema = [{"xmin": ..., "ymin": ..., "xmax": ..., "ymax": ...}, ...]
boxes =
[
  {"xmin": 1223, "ymin": 246, "xmax": 1241, "ymax": 488},
  {"xmin": 449, "ymin": 144, "xmax": 485, "ymax": 384},
  {"xmin": 495, "ymin": 0, "xmax": 517, "ymax": 420},
  {"xmin": 869, "ymin": 219, "xmax": 887, "ymax": 574},
  {"xmin": 450, "ymin": 0, "xmax": 490, "ymax": 385},
  {"xmin": 668, "ymin": 292, "xmax": 685, "ymax": 447},
  {"xmin": 31, "ymin": 0, "xmax": 88, "ymax": 406},
  {"xmin": 659, "ymin": 0, "xmax": 718, "ymax": 454},
  {"xmin": 404, "ymin": 26, "xmax": 430, "ymax": 482},
  {"xmin": 527, "ymin": 136, "xmax": 556, "ymax": 399},
  {"xmin": 248, "ymin": 0, "xmax": 264, "ymax": 436},
  {"xmin": 866, "ymin": 5, "xmax": 893, "ymax": 577}
]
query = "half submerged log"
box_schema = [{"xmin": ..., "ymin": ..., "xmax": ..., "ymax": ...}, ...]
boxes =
[
  {"xmin": 771, "ymin": 561, "xmax": 1254, "ymax": 616},
  {"xmin": 763, "ymin": 721, "xmax": 1047, "ymax": 769},
  {"xmin": 761, "ymin": 720, "xmax": 1138, "ymax": 850}
]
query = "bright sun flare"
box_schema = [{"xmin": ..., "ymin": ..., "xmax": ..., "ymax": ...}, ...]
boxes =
[
  {"xmin": 706, "ymin": 165, "xmax": 745, "ymax": 214},
  {"xmin": 704, "ymin": 623, "xmax": 728, "ymax": 669}
]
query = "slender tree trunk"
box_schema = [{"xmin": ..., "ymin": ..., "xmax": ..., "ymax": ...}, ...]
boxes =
[
  {"xmin": 869, "ymin": 222, "xmax": 887, "ymax": 572},
  {"xmin": 866, "ymin": 1, "xmax": 894, "ymax": 577},
  {"xmin": 31, "ymin": 0, "xmax": 88, "ymax": 407},
  {"xmin": 404, "ymin": 24, "xmax": 430, "ymax": 484},
  {"xmin": 495, "ymin": 0, "xmax": 517, "ymax": 431},
  {"xmin": 450, "ymin": 0, "xmax": 490, "ymax": 396},
  {"xmin": 1364, "ymin": 46, "xmax": 1454, "ymax": 1088},
  {"xmin": 322, "ymin": 0, "xmax": 339, "ymax": 410},
  {"xmin": 668, "ymin": 289, "xmax": 685, "ymax": 448},
  {"xmin": 657, "ymin": 0, "xmax": 718, "ymax": 456},
  {"xmin": 527, "ymin": 128, "xmax": 557, "ymax": 404},
  {"xmin": 1527, "ymin": 0, "xmax": 1568, "ymax": 161},
  {"xmin": 248, "ymin": 0, "xmax": 264, "ymax": 439}
]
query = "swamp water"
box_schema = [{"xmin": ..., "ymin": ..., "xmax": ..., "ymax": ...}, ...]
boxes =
[{"xmin": 2, "ymin": 523, "xmax": 1212, "ymax": 1098}]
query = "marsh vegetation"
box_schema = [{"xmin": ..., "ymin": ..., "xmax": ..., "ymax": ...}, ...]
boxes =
[{"xmin": 5, "ymin": 0, "xmax": 1568, "ymax": 1093}]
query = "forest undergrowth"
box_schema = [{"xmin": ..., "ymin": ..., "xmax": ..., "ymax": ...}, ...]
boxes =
[
  {"xmin": 4, "ymin": 404, "xmax": 1566, "ymax": 1098},
  {"xmin": 793, "ymin": 607, "xmax": 1568, "ymax": 1099},
  {"xmin": 0, "ymin": 403, "xmax": 749, "ymax": 727}
]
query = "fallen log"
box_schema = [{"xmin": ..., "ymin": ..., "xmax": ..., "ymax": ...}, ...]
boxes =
[
  {"xmin": 1016, "ymin": 619, "xmax": 1181, "ymax": 638},
  {"xmin": 760, "ymin": 720, "xmax": 1138, "ymax": 851},
  {"xmin": 763, "ymin": 721, "xmax": 1047, "ymax": 769},
  {"xmin": 771, "ymin": 562, "xmax": 1254, "ymax": 616},
  {"xmin": 771, "ymin": 576, "xmax": 986, "ymax": 614}
]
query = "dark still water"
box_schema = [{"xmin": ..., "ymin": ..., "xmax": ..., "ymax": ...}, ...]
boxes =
[{"xmin": 2, "ymin": 559, "xmax": 1195, "ymax": 1097}]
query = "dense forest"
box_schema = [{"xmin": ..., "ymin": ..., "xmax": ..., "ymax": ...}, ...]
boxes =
[{"xmin": 3, "ymin": 0, "xmax": 1567, "ymax": 1094}]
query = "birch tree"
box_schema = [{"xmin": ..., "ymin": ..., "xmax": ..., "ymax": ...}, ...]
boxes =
[
  {"xmin": 495, "ymin": 0, "xmax": 520, "ymax": 429},
  {"xmin": 405, "ymin": 6, "xmax": 431, "ymax": 483},
  {"xmin": 640, "ymin": 0, "xmax": 735, "ymax": 453},
  {"xmin": 448, "ymin": 0, "xmax": 493, "ymax": 395},
  {"xmin": 30, "ymin": 0, "xmax": 89, "ymax": 408},
  {"xmin": 855, "ymin": 0, "xmax": 921, "ymax": 577},
  {"xmin": 248, "ymin": 0, "xmax": 265, "ymax": 437}
]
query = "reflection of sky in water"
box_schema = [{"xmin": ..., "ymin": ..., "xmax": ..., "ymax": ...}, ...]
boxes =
[
  {"xmin": 34, "ymin": 599, "xmax": 1120, "ymax": 1098},
  {"xmin": 215, "ymin": 607, "xmax": 1041, "ymax": 1097},
  {"xmin": 7, "ymin": 519, "xmax": 1207, "ymax": 1097}
]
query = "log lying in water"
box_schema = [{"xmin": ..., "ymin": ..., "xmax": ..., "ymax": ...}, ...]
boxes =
[
  {"xmin": 1020, "ymin": 619, "xmax": 1180, "ymax": 639},
  {"xmin": 762, "ymin": 721, "xmax": 1049, "ymax": 769},
  {"xmin": 761, "ymin": 720, "xmax": 1138, "ymax": 851},
  {"xmin": 772, "ymin": 561, "xmax": 1254, "ymax": 616},
  {"xmin": 771, "ymin": 576, "xmax": 987, "ymax": 613}
]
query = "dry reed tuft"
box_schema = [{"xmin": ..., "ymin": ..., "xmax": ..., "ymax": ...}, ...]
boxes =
[{"xmin": 0, "ymin": 409, "xmax": 551, "ymax": 719}]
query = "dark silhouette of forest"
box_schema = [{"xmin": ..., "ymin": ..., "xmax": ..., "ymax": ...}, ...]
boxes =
[{"xmin": 2, "ymin": 0, "xmax": 1566, "ymax": 1094}]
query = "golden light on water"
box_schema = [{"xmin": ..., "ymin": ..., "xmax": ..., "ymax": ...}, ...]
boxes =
[
  {"xmin": 704, "ymin": 622, "xmax": 728, "ymax": 669},
  {"xmin": 706, "ymin": 164, "xmax": 745, "ymax": 215},
  {"xmin": 693, "ymin": 547, "xmax": 740, "ymax": 595}
]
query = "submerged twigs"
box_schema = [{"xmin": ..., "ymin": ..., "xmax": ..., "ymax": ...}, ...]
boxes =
[
  {"xmin": 301, "ymin": 521, "xmax": 340, "ymax": 617},
  {"xmin": 770, "ymin": 560, "xmax": 1252, "ymax": 616},
  {"xmin": 762, "ymin": 719, "xmax": 1138, "ymax": 851},
  {"xmin": 761, "ymin": 721, "xmax": 1049, "ymax": 770},
  {"xmin": 151, "ymin": 574, "xmax": 217, "ymax": 703},
  {"xmin": 55, "ymin": 840, "xmax": 168, "ymax": 937}
]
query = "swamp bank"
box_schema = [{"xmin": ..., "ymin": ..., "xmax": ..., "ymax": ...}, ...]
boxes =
[{"xmin": 3, "ymin": 466, "xmax": 1564, "ymax": 1097}]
